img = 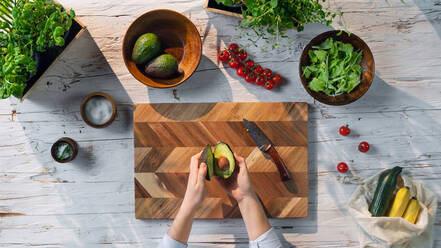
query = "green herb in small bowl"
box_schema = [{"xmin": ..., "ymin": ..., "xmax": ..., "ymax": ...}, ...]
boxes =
[
  {"xmin": 51, "ymin": 137, "xmax": 78, "ymax": 163},
  {"xmin": 299, "ymin": 31, "xmax": 375, "ymax": 106}
]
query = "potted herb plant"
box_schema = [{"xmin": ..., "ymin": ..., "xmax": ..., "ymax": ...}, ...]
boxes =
[
  {"xmin": 207, "ymin": 0, "xmax": 340, "ymax": 44},
  {"xmin": 0, "ymin": 0, "xmax": 76, "ymax": 99}
]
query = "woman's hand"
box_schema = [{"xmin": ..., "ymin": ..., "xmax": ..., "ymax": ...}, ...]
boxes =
[
  {"xmin": 168, "ymin": 151, "xmax": 207, "ymax": 244},
  {"xmin": 214, "ymin": 153, "xmax": 256, "ymax": 203},
  {"xmin": 181, "ymin": 152, "xmax": 207, "ymax": 213}
]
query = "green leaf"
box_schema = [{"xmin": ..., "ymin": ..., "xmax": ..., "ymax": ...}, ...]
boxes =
[{"xmin": 270, "ymin": 0, "xmax": 278, "ymax": 8}]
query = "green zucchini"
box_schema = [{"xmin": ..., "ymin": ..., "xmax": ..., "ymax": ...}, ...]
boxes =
[{"xmin": 369, "ymin": 166, "xmax": 403, "ymax": 217}]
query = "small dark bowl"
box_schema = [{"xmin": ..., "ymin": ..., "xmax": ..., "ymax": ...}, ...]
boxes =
[
  {"xmin": 80, "ymin": 92, "xmax": 117, "ymax": 128},
  {"xmin": 299, "ymin": 31, "xmax": 375, "ymax": 106},
  {"xmin": 122, "ymin": 9, "xmax": 202, "ymax": 88},
  {"xmin": 51, "ymin": 137, "xmax": 78, "ymax": 163}
]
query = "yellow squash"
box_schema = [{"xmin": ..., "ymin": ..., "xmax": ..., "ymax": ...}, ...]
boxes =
[
  {"xmin": 388, "ymin": 187, "xmax": 411, "ymax": 217},
  {"xmin": 403, "ymin": 197, "xmax": 421, "ymax": 224}
]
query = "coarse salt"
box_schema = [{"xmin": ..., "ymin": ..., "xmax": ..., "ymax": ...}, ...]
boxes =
[{"xmin": 84, "ymin": 95, "xmax": 113, "ymax": 125}]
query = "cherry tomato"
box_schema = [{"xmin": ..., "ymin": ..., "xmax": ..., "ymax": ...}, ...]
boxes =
[
  {"xmin": 358, "ymin": 142, "xmax": 370, "ymax": 153},
  {"xmin": 264, "ymin": 80, "xmax": 274, "ymax": 90},
  {"xmin": 255, "ymin": 75, "xmax": 265, "ymax": 86},
  {"xmin": 245, "ymin": 73, "xmax": 257, "ymax": 83},
  {"xmin": 254, "ymin": 65, "xmax": 263, "ymax": 74},
  {"xmin": 337, "ymin": 162, "xmax": 348, "ymax": 173},
  {"xmin": 263, "ymin": 68, "xmax": 272, "ymax": 78},
  {"xmin": 245, "ymin": 59, "xmax": 254, "ymax": 68},
  {"xmin": 339, "ymin": 125, "xmax": 351, "ymax": 136},
  {"xmin": 228, "ymin": 43, "xmax": 240, "ymax": 54},
  {"xmin": 236, "ymin": 67, "xmax": 247, "ymax": 77},
  {"xmin": 238, "ymin": 50, "xmax": 248, "ymax": 60},
  {"xmin": 218, "ymin": 50, "xmax": 230, "ymax": 62},
  {"xmin": 228, "ymin": 57, "xmax": 240, "ymax": 69},
  {"xmin": 272, "ymin": 74, "xmax": 282, "ymax": 84}
]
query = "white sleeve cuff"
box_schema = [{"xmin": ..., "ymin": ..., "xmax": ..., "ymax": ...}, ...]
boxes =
[
  {"xmin": 249, "ymin": 228, "xmax": 283, "ymax": 248},
  {"xmin": 158, "ymin": 234, "xmax": 188, "ymax": 248}
]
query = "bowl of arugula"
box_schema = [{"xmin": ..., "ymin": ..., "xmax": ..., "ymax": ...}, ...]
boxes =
[{"xmin": 299, "ymin": 30, "xmax": 375, "ymax": 105}]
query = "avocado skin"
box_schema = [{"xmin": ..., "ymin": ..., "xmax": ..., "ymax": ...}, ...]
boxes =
[
  {"xmin": 214, "ymin": 142, "xmax": 235, "ymax": 179},
  {"xmin": 131, "ymin": 33, "xmax": 161, "ymax": 64},
  {"xmin": 199, "ymin": 145, "xmax": 214, "ymax": 181},
  {"xmin": 144, "ymin": 54, "xmax": 178, "ymax": 78}
]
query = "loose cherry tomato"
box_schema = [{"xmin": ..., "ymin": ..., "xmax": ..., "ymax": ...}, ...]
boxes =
[
  {"xmin": 228, "ymin": 57, "xmax": 240, "ymax": 69},
  {"xmin": 245, "ymin": 73, "xmax": 257, "ymax": 83},
  {"xmin": 236, "ymin": 67, "xmax": 247, "ymax": 77},
  {"xmin": 264, "ymin": 80, "xmax": 274, "ymax": 90},
  {"xmin": 238, "ymin": 50, "xmax": 248, "ymax": 60},
  {"xmin": 255, "ymin": 75, "xmax": 265, "ymax": 86},
  {"xmin": 254, "ymin": 65, "xmax": 263, "ymax": 74},
  {"xmin": 228, "ymin": 43, "xmax": 240, "ymax": 54},
  {"xmin": 218, "ymin": 50, "xmax": 230, "ymax": 62},
  {"xmin": 272, "ymin": 74, "xmax": 282, "ymax": 84},
  {"xmin": 339, "ymin": 125, "xmax": 350, "ymax": 136},
  {"xmin": 245, "ymin": 59, "xmax": 254, "ymax": 68},
  {"xmin": 337, "ymin": 162, "xmax": 348, "ymax": 173},
  {"xmin": 358, "ymin": 142, "xmax": 370, "ymax": 153},
  {"xmin": 263, "ymin": 68, "xmax": 272, "ymax": 78}
]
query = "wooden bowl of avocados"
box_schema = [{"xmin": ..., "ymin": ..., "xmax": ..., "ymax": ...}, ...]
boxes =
[
  {"xmin": 122, "ymin": 9, "xmax": 202, "ymax": 88},
  {"xmin": 299, "ymin": 30, "xmax": 375, "ymax": 106}
]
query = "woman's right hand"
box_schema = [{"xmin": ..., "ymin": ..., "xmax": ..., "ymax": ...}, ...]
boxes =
[{"xmin": 214, "ymin": 153, "xmax": 256, "ymax": 203}]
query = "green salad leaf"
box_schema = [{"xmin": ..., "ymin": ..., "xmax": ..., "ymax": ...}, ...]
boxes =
[{"xmin": 302, "ymin": 37, "xmax": 363, "ymax": 96}]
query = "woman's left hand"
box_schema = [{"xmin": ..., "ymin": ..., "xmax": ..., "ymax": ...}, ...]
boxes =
[{"xmin": 181, "ymin": 152, "xmax": 207, "ymax": 213}]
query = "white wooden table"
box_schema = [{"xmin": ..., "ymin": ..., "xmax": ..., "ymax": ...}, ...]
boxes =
[{"xmin": 1, "ymin": 0, "xmax": 440, "ymax": 247}]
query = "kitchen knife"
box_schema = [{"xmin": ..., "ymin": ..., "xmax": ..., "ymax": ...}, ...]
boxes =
[{"xmin": 243, "ymin": 118, "xmax": 291, "ymax": 181}]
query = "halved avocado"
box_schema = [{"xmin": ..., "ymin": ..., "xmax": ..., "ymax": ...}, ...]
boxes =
[
  {"xmin": 199, "ymin": 145, "xmax": 214, "ymax": 181},
  {"xmin": 214, "ymin": 142, "xmax": 235, "ymax": 179}
]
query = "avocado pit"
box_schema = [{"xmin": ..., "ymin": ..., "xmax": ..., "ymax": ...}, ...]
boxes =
[{"xmin": 217, "ymin": 156, "xmax": 229, "ymax": 171}]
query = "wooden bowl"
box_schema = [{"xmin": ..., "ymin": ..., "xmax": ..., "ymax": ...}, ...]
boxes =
[
  {"xmin": 80, "ymin": 92, "xmax": 117, "ymax": 128},
  {"xmin": 51, "ymin": 137, "xmax": 78, "ymax": 163},
  {"xmin": 299, "ymin": 31, "xmax": 375, "ymax": 105},
  {"xmin": 122, "ymin": 9, "xmax": 202, "ymax": 88}
]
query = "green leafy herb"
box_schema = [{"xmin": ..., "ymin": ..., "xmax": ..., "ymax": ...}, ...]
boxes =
[
  {"xmin": 240, "ymin": 0, "xmax": 340, "ymax": 37},
  {"xmin": 215, "ymin": 0, "xmax": 242, "ymax": 6},
  {"xmin": 0, "ymin": 0, "xmax": 75, "ymax": 99},
  {"xmin": 302, "ymin": 37, "xmax": 363, "ymax": 96}
]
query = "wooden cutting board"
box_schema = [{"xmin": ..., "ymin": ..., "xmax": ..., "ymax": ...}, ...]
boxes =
[{"xmin": 134, "ymin": 102, "xmax": 308, "ymax": 219}]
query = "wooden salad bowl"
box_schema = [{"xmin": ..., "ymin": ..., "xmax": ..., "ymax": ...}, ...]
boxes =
[
  {"xmin": 122, "ymin": 9, "xmax": 202, "ymax": 88},
  {"xmin": 299, "ymin": 30, "xmax": 375, "ymax": 106}
]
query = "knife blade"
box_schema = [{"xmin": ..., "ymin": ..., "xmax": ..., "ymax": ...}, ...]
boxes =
[{"xmin": 243, "ymin": 118, "xmax": 291, "ymax": 181}]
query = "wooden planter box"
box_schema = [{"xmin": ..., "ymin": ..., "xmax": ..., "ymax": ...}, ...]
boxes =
[
  {"xmin": 203, "ymin": 0, "xmax": 245, "ymax": 18},
  {"xmin": 20, "ymin": 5, "xmax": 86, "ymax": 101}
]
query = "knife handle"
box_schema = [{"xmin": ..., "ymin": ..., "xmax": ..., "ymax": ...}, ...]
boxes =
[{"xmin": 267, "ymin": 145, "xmax": 291, "ymax": 181}]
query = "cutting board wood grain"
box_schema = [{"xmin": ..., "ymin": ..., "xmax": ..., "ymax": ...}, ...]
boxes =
[{"xmin": 134, "ymin": 102, "xmax": 308, "ymax": 219}]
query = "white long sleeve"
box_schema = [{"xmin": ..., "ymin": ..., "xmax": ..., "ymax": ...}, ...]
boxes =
[
  {"xmin": 249, "ymin": 228, "xmax": 283, "ymax": 248},
  {"xmin": 159, "ymin": 228, "xmax": 283, "ymax": 248}
]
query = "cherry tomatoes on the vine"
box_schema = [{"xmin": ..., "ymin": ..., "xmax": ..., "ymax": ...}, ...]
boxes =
[
  {"xmin": 263, "ymin": 68, "xmax": 272, "ymax": 78},
  {"xmin": 218, "ymin": 50, "xmax": 230, "ymax": 62},
  {"xmin": 245, "ymin": 59, "xmax": 255, "ymax": 68},
  {"xmin": 228, "ymin": 57, "xmax": 240, "ymax": 69},
  {"xmin": 238, "ymin": 50, "xmax": 248, "ymax": 60},
  {"xmin": 254, "ymin": 65, "xmax": 263, "ymax": 74},
  {"xmin": 228, "ymin": 43, "xmax": 240, "ymax": 54},
  {"xmin": 245, "ymin": 73, "xmax": 257, "ymax": 83},
  {"xmin": 264, "ymin": 80, "xmax": 274, "ymax": 90},
  {"xmin": 255, "ymin": 75, "xmax": 265, "ymax": 86},
  {"xmin": 236, "ymin": 67, "xmax": 247, "ymax": 77}
]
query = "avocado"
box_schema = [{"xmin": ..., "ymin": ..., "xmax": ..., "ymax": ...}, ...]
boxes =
[
  {"xmin": 213, "ymin": 142, "xmax": 235, "ymax": 179},
  {"xmin": 199, "ymin": 145, "xmax": 214, "ymax": 181},
  {"xmin": 131, "ymin": 33, "xmax": 161, "ymax": 64},
  {"xmin": 144, "ymin": 54, "xmax": 178, "ymax": 78}
]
